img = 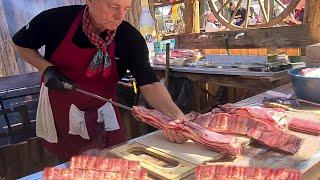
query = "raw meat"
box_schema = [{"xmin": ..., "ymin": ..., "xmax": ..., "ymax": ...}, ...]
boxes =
[
  {"xmin": 300, "ymin": 68, "xmax": 320, "ymax": 77},
  {"xmin": 193, "ymin": 113, "xmax": 303, "ymax": 154},
  {"xmin": 70, "ymin": 156, "xmax": 141, "ymax": 172},
  {"xmin": 132, "ymin": 106, "xmax": 242, "ymax": 156},
  {"xmin": 289, "ymin": 118, "xmax": 320, "ymax": 136},
  {"xmin": 184, "ymin": 111, "xmax": 201, "ymax": 121},
  {"xmin": 43, "ymin": 167, "xmax": 147, "ymax": 180},
  {"xmin": 213, "ymin": 104, "xmax": 287, "ymax": 129},
  {"xmin": 195, "ymin": 165, "xmax": 301, "ymax": 180}
]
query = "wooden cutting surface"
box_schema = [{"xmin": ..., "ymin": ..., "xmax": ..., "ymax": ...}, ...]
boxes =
[{"xmin": 21, "ymin": 83, "xmax": 320, "ymax": 180}]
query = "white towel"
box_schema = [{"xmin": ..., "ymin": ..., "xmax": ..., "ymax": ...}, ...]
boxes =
[
  {"xmin": 36, "ymin": 83, "xmax": 58, "ymax": 143},
  {"xmin": 69, "ymin": 104, "xmax": 90, "ymax": 139},
  {"xmin": 97, "ymin": 102, "xmax": 120, "ymax": 131}
]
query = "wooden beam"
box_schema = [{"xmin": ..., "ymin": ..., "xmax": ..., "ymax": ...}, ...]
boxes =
[
  {"xmin": 304, "ymin": 0, "xmax": 320, "ymax": 44},
  {"xmin": 164, "ymin": 24, "xmax": 311, "ymax": 49},
  {"xmin": 184, "ymin": 0, "xmax": 195, "ymax": 33},
  {"xmin": 193, "ymin": 0, "xmax": 200, "ymax": 33}
]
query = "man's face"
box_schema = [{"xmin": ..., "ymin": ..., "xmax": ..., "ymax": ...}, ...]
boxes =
[
  {"xmin": 207, "ymin": 14, "xmax": 216, "ymax": 22},
  {"xmin": 87, "ymin": 0, "xmax": 132, "ymax": 31},
  {"xmin": 230, "ymin": 2, "xmax": 236, "ymax": 11}
]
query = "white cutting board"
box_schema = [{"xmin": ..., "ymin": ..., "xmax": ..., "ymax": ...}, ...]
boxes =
[{"xmin": 134, "ymin": 131, "xmax": 223, "ymax": 164}]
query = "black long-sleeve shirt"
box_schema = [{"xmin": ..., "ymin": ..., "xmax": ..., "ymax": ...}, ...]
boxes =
[{"xmin": 12, "ymin": 5, "xmax": 158, "ymax": 86}]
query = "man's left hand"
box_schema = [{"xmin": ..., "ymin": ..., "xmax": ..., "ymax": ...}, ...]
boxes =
[
  {"xmin": 163, "ymin": 129, "xmax": 188, "ymax": 144},
  {"xmin": 163, "ymin": 115, "xmax": 188, "ymax": 144}
]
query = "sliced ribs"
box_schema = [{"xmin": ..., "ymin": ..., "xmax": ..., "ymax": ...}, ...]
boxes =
[
  {"xmin": 44, "ymin": 167, "xmax": 147, "ymax": 180},
  {"xmin": 132, "ymin": 106, "xmax": 242, "ymax": 156},
  {"xmin": 70, "ymin": 156, "xmax": 141, "ymax": 172},
  {"xmin": 289, "ymin": 118, "xmax": 320, "ymax": 136},
  {"xmin": 193, "ymin": 113, "xmax": 303, "ymax": 154},
  {"xmin": 195, "ymin": 165, "xmax": 301, "ymax": 180},
  {"xmin": 212, "ymin": 104, "xmax": 287, "ymax": 129}
]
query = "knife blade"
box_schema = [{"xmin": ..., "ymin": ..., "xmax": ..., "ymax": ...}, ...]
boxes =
[{"xmin": 75, "ymin": 88, "xmax": 133, "ymax": 112}]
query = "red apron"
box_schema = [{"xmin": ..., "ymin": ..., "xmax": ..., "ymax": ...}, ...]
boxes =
[{"xmin": 43, "ymin": 9, "xmax": 125, "ymax": 159}]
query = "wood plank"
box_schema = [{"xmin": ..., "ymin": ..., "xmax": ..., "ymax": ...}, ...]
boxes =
[
  {"xmin": 0, "ymin": 144, "xmax": 20, "ymax": 179},
  {"xmin": 305, "ymin": 0, "xmax": 320, "ymax": 44},
  {"xmin": 0, "ymin": 0, "xmax": 19, "ymax": 76},
  {"xmin": 14, "ymin": 141, "xmax": 30, "ymax": 177},
  {"xmin": 184, "ymin": 0, "xmax": 195, "ymax": 33},
  {"xmin": 164, "ymin": 24, "xmax": 311, "ymax": 49},
  {"xmin": 2, "ymin": 0, "xmax": 31, "ymax": 74},
  {"xmin": 27, "ymin": 137, "xmax": 45, "ymax": 171},
  {"xmin": 0, "ymin": 72, "xmax": 40, "ymax": 90}
]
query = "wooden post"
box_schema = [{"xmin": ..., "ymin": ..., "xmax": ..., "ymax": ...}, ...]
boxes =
[
  {"xmin": 193, "ymin": 0, "xmax": 200, "ymax": 33},
  {"xmin": 304, "ymin": 0, "xmax": 320, "ymax": 44},
  {"xmin": 125, "ymin": 0, "xmax": 142, "ymax": 30},
  {"xmin": 184, "ymin": 0, "xmax": 200, "ymax": 33},
  {"xmin": 165, "ymin": 43, "xmax": 170, "ymax": 88},
  {"xmin": 199, "ymin": 0, "xmax": 207, "ymax": 29}
]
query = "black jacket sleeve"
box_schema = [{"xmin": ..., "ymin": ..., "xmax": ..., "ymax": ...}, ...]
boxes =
[{"xmin": 12, "ymin": 10, "xmax": 51, "ymax": 49}]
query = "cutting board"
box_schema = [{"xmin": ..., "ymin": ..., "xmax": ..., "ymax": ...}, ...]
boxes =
[
  {"xmin": 108, "ymin": 131, "xmax": 227, "ymax": 180},
  {"xmin": 109, "ymin": 142, "xmax": 196, "ymax": 180},
  {"xmin": 135, "ymin": 131, "xmax": 224, "ymax": 164}
]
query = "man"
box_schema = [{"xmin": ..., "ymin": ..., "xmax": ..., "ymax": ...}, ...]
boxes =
[
  {"xmin": 204, "ymin": 11, "xmax": 225, "ymax": 32},
  {"xmin": 229, "ymin": 1, "xmax": 247, "ymax": 26},
  {"xmin": 12, "ymin": 0, "xmax": 187, "ymax": 159}
]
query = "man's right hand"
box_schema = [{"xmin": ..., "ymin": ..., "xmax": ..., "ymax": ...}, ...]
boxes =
[{"xmin": 43, "ymin": 66, "xmax": 76, "ymax": 90}]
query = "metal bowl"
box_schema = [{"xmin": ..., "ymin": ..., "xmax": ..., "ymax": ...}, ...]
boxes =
[{"xmin": 288, "ymin": 67, "xmax": 320, "ymax": 103}]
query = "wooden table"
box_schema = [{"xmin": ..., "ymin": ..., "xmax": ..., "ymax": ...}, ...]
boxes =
[
  {"xmin": 21, "ymin": 84, "xmax": 320, "ymax": 180},
  {"xmin": 152, "ymin": 65, "xmax": 290, "ymax": 91},
  {"xmin": 152, "ymin": 65, "xmax": 291, "ymax": 113}
]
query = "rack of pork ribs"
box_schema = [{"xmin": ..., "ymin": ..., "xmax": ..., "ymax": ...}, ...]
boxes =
[
  {"xmin": 133, "ymin": 104, "xmax": 303, "ymax": 155},
  {"xmin": 195, "ymin": 165, "xmax": 301, "ymax": 180},
  {"xmin": 44, "ymin": 156, "xmax": 147, "ymax": 180}
]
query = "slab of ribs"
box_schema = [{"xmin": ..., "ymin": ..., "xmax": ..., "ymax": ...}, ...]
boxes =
[
  {"xmin": 132, "ymin": 106, "xmax": 242, "ymax": 156},
  {"xmin": 193, "ymin": 113, "xmax": 302, "ymax": 154},
  {"xmin": 211, "ymin": 104, "xmax": 287, "ymax": 129},
  {"xmin": 133, "ymin": 104, "xmax": 303, "ymax": 155},
  {"xmin": 44, "ymin": 156, "xmax": 147, "ymax": 180},
  {"xmin": 196, "ymin": 165, "xmax": 301, "ymax": 180},
  {"xmin": 289, "ymin": 118, "xmax": 320, "ymax": 136},
  {"xmin": 193, "ymin": 104, "xmax": 303, "ymax": 154}
]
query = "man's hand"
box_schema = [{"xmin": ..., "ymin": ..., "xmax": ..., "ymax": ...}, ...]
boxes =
[
  {"xmin": 163, "ymin": 115, "xmax": 188, "ymax": 144},
  {"xmin": 43, "ymin": 66, "xmax": 76, "ymax": 90},
  {"xmin": 139, "ymin": 82, "xmax": 188, "ymax": 143},
  {"xmin": 163, "ymin": 129, "xmax": 188, "ymax": 144}
]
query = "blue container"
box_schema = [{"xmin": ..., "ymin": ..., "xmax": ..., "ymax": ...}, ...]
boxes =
[{"xmin": 288, "ymin": 67, "xmax": 320, "ymax": 103}]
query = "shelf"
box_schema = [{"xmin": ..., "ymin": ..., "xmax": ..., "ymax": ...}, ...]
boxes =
[{"xmin": 154, "ymin": 0, "xmax": 184, "ymax": 8}]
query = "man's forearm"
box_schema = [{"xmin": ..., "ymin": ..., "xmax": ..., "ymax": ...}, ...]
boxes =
[
  {"xmin": 12, "ymin": 43, "xmax": 52, "ymax": 72},
  {"xmin": 140, "ymin": 82, "xmax": 184, "ymax": 119}
]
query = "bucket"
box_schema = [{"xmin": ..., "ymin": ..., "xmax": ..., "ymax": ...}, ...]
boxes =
[{"xmin": 288, "ymin": 67, "xmax": 320, "ymax": 103}]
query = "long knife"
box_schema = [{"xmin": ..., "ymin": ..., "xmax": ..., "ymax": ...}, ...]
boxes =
[{"xmin": 75, "ymin": 88, "xmax": 133, "ymax": 112}]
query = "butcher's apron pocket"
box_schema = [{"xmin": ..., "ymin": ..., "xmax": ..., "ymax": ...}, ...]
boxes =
[
  {"xmin": 68, "ymin": 104, "xmax": 90, "ymax": 139},
  {"xmin": 97, "ymin": 102, "xmax": 120, "ymax": 131}
]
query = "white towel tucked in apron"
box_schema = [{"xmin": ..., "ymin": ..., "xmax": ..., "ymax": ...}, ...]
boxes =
[
  {"xmin": 36, "ymin": 83, "xmax": 58, "ymax": 143},
  {"xmin": 97, "ymin": 102, "xmax": 120, "ymax": 131}
]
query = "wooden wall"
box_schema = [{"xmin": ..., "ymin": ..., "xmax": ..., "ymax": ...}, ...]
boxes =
[
  {"xmin": 0, "ymin": 0, "xmax": 86, "ymax": 77},
  {"xmin": 0, "ymin": 0, "xmax": 142, "ymax": 78}
]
